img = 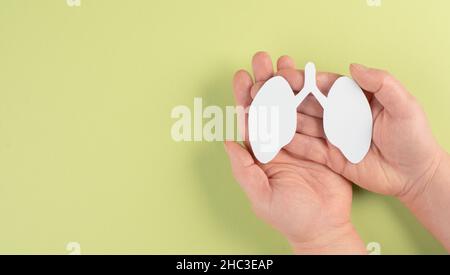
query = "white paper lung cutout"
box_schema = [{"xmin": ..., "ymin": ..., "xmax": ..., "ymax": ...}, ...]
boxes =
[
  {"xmin": 248, "ymin": 76, "xmax": 298, "ymax": 164},
  {"xmin": 249, "ymin": 62, "xmax": 373, "ymax": 164},
  {"xmin": 323, "ymin": 77, "xmax": 373, "ymax": 163}
]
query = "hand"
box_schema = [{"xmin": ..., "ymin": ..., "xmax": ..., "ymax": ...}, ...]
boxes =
[
  {"xmin": 281, "ymin": 62, "xmax": 450, "ymax": 251},
  {"xmin": 224, "ymin": 52, "xmax": 366, "ymax": 254},
  {"xmin": 284, "ymin": 63, "xmax": 445, "ymax": 203}
]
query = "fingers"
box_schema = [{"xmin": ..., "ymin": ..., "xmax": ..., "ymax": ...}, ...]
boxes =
[
  {"xmin": 252, "ymin": 52, "xmax": 274, "ymax": 82},
  {"xmin": 250, "ymin": 52, "xmax": 274, "ymax": 99},
  {"xmin": 253, "ymin": 66, "xmax": 303, "ymax": 99},
  {"xmin": 276, "ymin": 68, "xmax": 303, "ymax": 91},
  {"xmin": 298, "ymin": 95, "xmax": 323, "ymax": 118},
  {"xmin": 275, "ymin": 68, "xmax": 341, "ymax": 97},
  {"xmin": 232, "ymin": 70, "xmax": 253, "ymax": 145},
  {"xmin": 272, "ymin": 67, "xmax": 341, "ymax": 118},
  {"xmin": 284, "ymin": 133, "xmax": 329, "ymax": 165},
  {"xmin": 233, "ymin": 70, "xmax": 253, "ymax": 108},
  {"xmin": 316, "ymin": 72, "xmax": 341, "ymax": 95},
  {"xmin": 370, "ymin": 97, "xmax": 384, "ymax": 120},
  {"xmin": 350, "ymin": 64, "xmax": 415, "ymax": 117},
  {"xmin": 296, "ymin": 71, "xmax": 341, "ymax": 118},
  {"xmin": 277, "ymin": 55, "xmax": 296, "ymax": 70},
  {"xmin": 285, "ymin": 131, "xmax": 378, "ymax": 188},
  {"xmin": 250, "ymin": 82, "xmax": 264, "ymax": 99},
  {"xmin": 297, "ymin": 113, "xmax": 325, "ymax": 138},
  {"xmin": 224, "ymin": 141, "xmax": 272, "ymax": 207},
  {"xmin": 250, "ymin": 54, "xmax": 341, "ymax": 113}
]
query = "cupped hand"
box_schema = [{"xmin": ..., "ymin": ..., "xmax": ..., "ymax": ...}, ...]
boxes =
[
  {"xmin": 224, "ymin": 52, "xmax": 366, "ymax": 254},
  {"xmin": 283, "ymin": 63, "xmax": 444, "ymax": 204}
]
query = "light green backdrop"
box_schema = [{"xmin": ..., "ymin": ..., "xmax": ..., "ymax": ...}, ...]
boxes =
[{"xmin": 0, "ymin": 0, "xmax": 449, "ymax": 254}]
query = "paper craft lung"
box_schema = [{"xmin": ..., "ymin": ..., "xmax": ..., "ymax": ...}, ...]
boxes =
[
  {"xmin": 248, "ymin": 62, "xmax": 373, "ymax": 164},
  {"xmin": 323, "ymin": 77, "xmax": 373, "ymax": 163},
  {"xmin": 248, "ymin": 76, "xmax": 297, "ymax": 164}
]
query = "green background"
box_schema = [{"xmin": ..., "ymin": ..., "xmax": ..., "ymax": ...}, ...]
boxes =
[{"xmin": 0, "ymin": 0, "xmax": 449, "ymax": 254}]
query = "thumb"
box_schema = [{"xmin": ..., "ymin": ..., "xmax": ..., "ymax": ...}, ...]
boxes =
[
  {"xmin": 350, "ymin": 63, "xmax": 415, "ymax": 117},
  {"xmin": 224, "ymin": 141, "xmax": 271, "ymax": 209}
]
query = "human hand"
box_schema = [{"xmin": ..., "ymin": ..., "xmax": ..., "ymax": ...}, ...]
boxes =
[
  {"xmin": 283, "ymin": 63, "xmax": 445, "ymax": 204},
  {"xmin": 224, "ymin": 52, "xmax": 366, "ymax": 254},
  {"xmin": 281, "ymin": 61, "xmax": 450, "ymax": 251}
]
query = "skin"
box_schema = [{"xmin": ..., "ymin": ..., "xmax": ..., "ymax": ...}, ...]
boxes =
[
  {"xmin": 226, "ymin": 51, "xmax": 450, "ymax": 253},
  {"xmin": 281, "ymin": 61, "xmax": 450, "ymax": 252},
  {"xmin": 224, "ymin": 52, "xmax": 367, "ymax": 254}
]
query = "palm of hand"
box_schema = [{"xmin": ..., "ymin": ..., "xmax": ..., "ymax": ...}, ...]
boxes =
[
  {"xmin": 225, "ymin": 52, "xmax": 353, "ymax": 244},
  {"xmin": 272, "ymin": 63, "xmax": 443, "ymax": 200},
  {"xmin": 315, "ymin": 74, "xmax": 442, "ymax": 198},
  {"xmin": 226, "ymin": 52, "xmax": 443, "ymax": 252},
  {"xmin": 257, "ymin": 151, "xmax": 352, "ymax": 243}
]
